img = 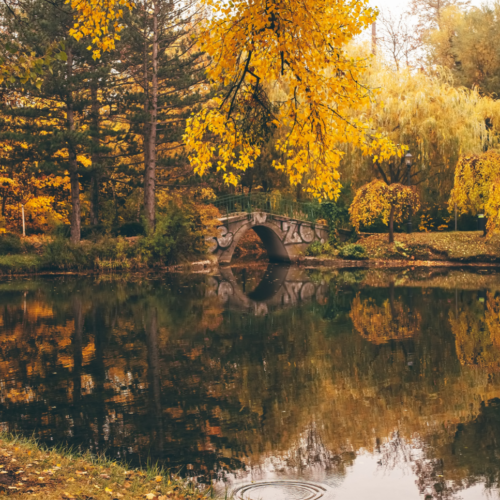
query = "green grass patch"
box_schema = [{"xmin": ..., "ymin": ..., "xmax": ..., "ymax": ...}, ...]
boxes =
[{"xmin": 0, "ymin": 432, "xmax": 220, "ymax": 499}]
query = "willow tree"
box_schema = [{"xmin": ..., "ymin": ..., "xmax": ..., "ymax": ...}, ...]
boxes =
[
  {"xmin": 342, "ymin": 50, "xmax": 500, "ymax": 204},
  {"xmin": 449, "ymin": 151, "xmax": 500, "ymax": 235},
  {"xmin": 349, "ymin": 180, "xmax": 420, "ymax": 243},
  {"xmin": 426, "ymin": 4, "xmax": 500, "ymax": 97}
]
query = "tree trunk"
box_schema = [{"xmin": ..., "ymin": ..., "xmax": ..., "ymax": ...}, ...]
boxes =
[
  {"xmin": 1, "ymin": 194, "xmax": 6, "ymax": 217},
  {"xmin": 143, "ymin": 0, "xmax": 159, "ymax": 232},
  {"xmin": 90, "ymin": 77, "xmax": 100, "ymax": 226},
  {"xmin": 388, "ymin": 204, "xmax": 395, "ymax": 243},
  {"xmin": 67, "ymin": 47, "xmax": 81, "ymax": 244}
]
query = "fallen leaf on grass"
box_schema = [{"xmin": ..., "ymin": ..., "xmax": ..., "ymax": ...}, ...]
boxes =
[
  {"xmin": 105, "ymin": 487, "xmax": 113, "ymax": 494},
  {"xmin": 76, "ymin": 470, "xmax": 88, "ymax": 475},
  {"xmin": 155, "ymin": 475, "xmax": 162, "ymax": 483},
  {"xmin": 100, "ymin": 474, "xmax": 111, "ymax": 479},
  {"xmin": 124, "ymin": 481, "xmax": 132, "ymax": 489},
  {"xmin": 145, "ymin": 494, "xmax": 156, "ymax": 500}
]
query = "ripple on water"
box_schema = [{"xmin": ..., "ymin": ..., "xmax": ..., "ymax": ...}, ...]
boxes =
[{"xmin": 233, "ymin": 481, "xmax": 328, "ymax": 500}]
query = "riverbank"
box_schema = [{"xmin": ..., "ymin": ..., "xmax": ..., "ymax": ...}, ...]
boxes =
[
  {"xmin": 305, "ymin": 231, "xmax": 500, "ymax": 267},
  {"xmin": 0, "ymin": 434, "xmax": 213, "ymax": 499},
  {"xmin": 1, "ymin": 231, "xmax": 500, "ymax": 276}
]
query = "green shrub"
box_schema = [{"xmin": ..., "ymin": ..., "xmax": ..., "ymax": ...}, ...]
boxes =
[
  {"xmin": 81, "ymin": 224, "xmax": 107, "ymax": 240},
  {"xmin": 117, "ymin": 221, "xmax": 145, "ymax": 237},
  {"xmin": 338, "ymin": 243, "xmax": 367, "ymax": 260},
  {"xmin": 41, "ymin": 238, "xmax": 92, "ymax": 270},
  {"xmin": 305, "ymin": 241, "xmax": 335, "ymax": 257},
  {"xmin": 0, "ymin": 233, "xmax": 22, "ymax": 255},
  {"xmin": 53, "ymin": 224, "xmax": 71, "ymax": 238},
  {"xmin": 138, "ymin": 205, "xmax": 206, "ymax": 265}
]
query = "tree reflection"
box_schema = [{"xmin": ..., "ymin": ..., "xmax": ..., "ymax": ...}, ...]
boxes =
[
  {"xmin": 1, "ymin": 272, "xmax": 500, "ymax": 497},
  {"xmin": 450, "ymin": 292, "xmax": 500, "ymax": 371},
  {"xmin": 350, "ymin": 286, "xmax": 421, "ymax": 344}
]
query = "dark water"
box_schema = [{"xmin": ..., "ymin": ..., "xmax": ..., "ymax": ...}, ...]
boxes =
[{"xmin": 2, "ymin": 265, "xmax": 500, "ymax": 499}]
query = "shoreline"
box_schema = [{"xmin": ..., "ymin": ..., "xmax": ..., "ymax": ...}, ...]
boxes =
[
  {"xmin": 1, "ymin": 256, "xmax": 500, "ymax": 278},
  {"xmin": 0, "ymin": 433, "xmax": 214, "ymax": 499}
]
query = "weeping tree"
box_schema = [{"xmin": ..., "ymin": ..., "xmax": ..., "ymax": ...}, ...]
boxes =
[
  {"xmin": 349, "ymin": 180, "xmax": 420, "ymax": 243},
  {"xmin": 450, "ymin": 151, "xmax": 500, "ymax": 236},
  {"xmin": 342, "ymin": 50, "xmax": 500, "ymax": 206}
]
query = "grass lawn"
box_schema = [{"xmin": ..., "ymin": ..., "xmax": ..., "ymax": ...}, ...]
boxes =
[
  {"xmin": 358, "ymin": 231, "xmax": 500, "ymax": 262},
  {"xmin": 0, "ymin": 434, "xmax": 215, "ymax": 499}
]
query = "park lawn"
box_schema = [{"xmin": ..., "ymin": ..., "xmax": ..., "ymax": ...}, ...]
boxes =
[
  {"xmin": 0, "ymin": 434, "xmax": 213, "ymax": 500},
  {"xmin": 359, "ymin": 231, "xmax": 500, "ymax": 262}
]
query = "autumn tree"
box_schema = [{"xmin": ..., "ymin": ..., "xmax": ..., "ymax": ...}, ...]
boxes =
[
  {"xmin": 425, "ymin": 3, "xmax": 500, "ymax": 97},
  {"xmin": 341, "ymin": 48, "xmax": 500, "ymax": 206},
  {"xmin": 449, "ymin": 151, "xmax": 500, "ymax": 235},
  {"xmin": 409, "ymin": 0, "xmax": 469, "ymax": 32},
  {"xmin": 349, "ymin": 180, "xmax": 420, "ymax": 243},
  {"xmin": 0, "ymin": 0, "xmax": 125, "ymax": 242},
  {"xmin": 67, "ymin": 0, "xmax": 404, "ymax": 202},
  {"xmin": 376, "ymin": 11, "xmax": 420, "ymax": 70}
]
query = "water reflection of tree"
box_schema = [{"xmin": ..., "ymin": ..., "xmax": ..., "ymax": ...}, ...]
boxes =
[
  {"xmin": 450, "ymin": 292, "xmax": 500, "ymax": 371},
  {"xmin": 349, "ymin": 287, "xmax": 421, "ymax": 344},
  {"xmin": 2, "ymin": 275, "xmax": 500, "ymax": 496}
]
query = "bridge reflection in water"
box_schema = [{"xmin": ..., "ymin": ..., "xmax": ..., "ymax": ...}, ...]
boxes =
[{"xmin": 207, "ymin": 265, "xmax": 328, "ymax": 315}]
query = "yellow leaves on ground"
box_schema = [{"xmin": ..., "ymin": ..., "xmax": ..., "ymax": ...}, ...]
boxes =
[{"xmin": 0, "ymin": 437, "xmax": 208, "ymax": 500}]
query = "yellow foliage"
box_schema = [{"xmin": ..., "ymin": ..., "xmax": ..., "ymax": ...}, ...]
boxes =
[
  {"xmin": 181, "ymin": 0, "xmax": 405, "ymax": 200},
  {"xmin": 67, "ymin": 0, "xmax": 133, "ymax": 58},
  {"xmin": 449, "ymin": 151, "xmax": 500, "ymax": 236},
  {"xmin": 349, "ymin": 180, "xmax": 420, "ymax": 231}
]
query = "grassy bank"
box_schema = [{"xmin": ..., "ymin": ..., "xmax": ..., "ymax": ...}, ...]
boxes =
[
  {"xmin": 307, "ymin": 231, "xmax": 500, "ymax": 264},
  {"xmin": 0, "ymin": 434, "xmax": 216, "ymax": 499},
  {"xmin": 0, "ymin": 231, "xmax": 215, "ymax": 275}
]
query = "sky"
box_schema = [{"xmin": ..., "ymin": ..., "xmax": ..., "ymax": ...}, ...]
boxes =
[{"xmin": 370, "ymin": 0, "xmax": 483, "ymax": 15}]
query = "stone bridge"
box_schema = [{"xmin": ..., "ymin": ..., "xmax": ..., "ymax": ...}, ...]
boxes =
[
  {"xmin": 207, "ymin": 265, "xmax": 328, "ymax": 316},
  {"xmin": 208, "ymin": 212, "xmax": 329, "ymax": 264}
]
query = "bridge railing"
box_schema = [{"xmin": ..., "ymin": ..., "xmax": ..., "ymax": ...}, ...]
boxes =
[{"xmin": 207, "ymin": 193, "xmax": 324, "ymax": 223}]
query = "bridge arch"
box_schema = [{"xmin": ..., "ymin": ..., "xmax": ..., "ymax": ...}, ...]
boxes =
[
  {"xmin": 210, "ymin": 212, "xmax": 329, "ymax": 264},
  {"xmin": 219, "ymin": 221, "xmax": 291, "ymax": 264}
]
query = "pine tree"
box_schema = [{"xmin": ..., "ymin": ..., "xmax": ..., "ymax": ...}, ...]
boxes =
[
  {"xmin": 0, "ymin": 0, "xmax": 122, "ymax": 241},
  {"xmin": 115, "ymin": 0, "xmax": 207, "ymax": 230}
]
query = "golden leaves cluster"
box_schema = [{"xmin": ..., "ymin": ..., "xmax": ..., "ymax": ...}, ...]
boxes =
[
  {"xmin": 67, "ymin": 0, "xmax": 131, "ymax": 59},
  {"xmin": 183, "ymin": 0, "xmax": 402, "ymax": 199},
  {"xmin": 450, "ymin": 150, "xmax": 500, "ymax": 235},
  {"xmin": 349, "ymin": 180, "xmax": 420, "ymax": 230}
]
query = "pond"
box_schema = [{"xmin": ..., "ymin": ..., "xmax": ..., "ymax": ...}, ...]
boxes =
[{"xmin": 1, "ymin": 265, "xmax": 500, "ymax": 499}]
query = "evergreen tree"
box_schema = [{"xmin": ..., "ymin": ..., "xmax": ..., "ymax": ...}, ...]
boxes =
[
  {"xmin": 116, "ymin": 0, "xmax": 207, "ymax": 230},
  {"xmin": 0, "ymin": 0, "xmax": 122, "ymax": 241}
]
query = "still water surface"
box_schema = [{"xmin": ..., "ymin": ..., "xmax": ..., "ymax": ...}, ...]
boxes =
[{"xmin": 1, "ymin": 265, "xmax": 500, "ymax": 499}]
